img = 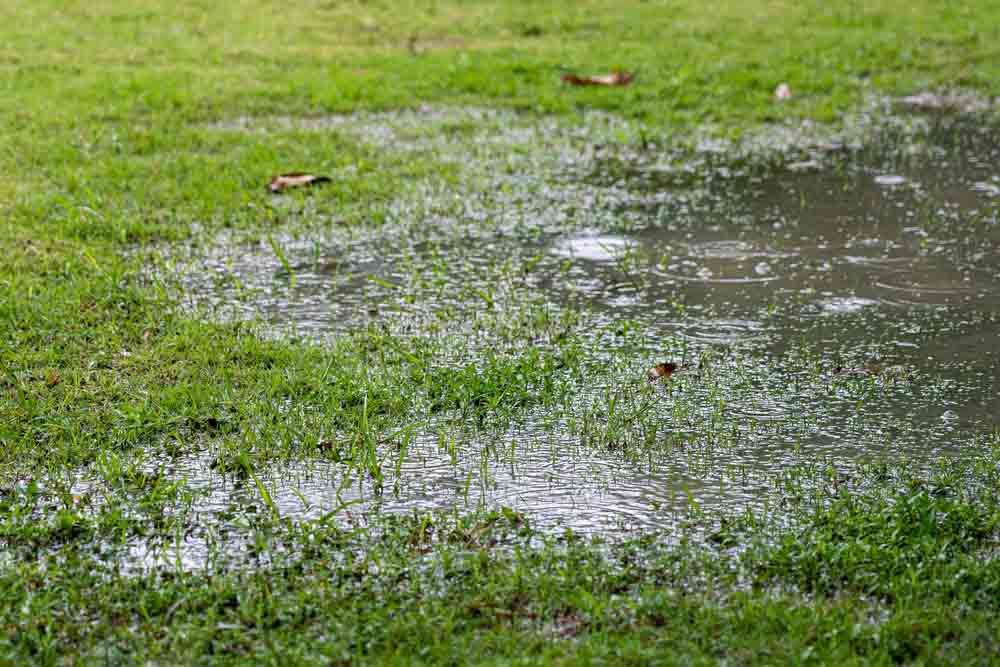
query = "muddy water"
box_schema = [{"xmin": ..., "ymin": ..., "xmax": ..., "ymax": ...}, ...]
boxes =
[{"xmin": 158, "ymin": 115, "xmax": 999, "ymax": 552}]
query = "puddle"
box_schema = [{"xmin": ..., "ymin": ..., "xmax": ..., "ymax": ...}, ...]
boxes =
[{"xmin": 143, "ymin": 111, "xmax": 1000, "ymax": 565}]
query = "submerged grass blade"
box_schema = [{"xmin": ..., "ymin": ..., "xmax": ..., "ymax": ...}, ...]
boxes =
[
  {"xmin": 319, "ymin": 498, "xmax": 364, "ymax": 525},
  {"xmin": 242, "ymin": 457, "xmax": 280, "ymax": 520},
  {"xmin": 368, "ymin": 275, "xmax": 399, "ymax": 290},
  {"xmin": 268, "ymin": 234, "xmax": 296, "ymax": 289}
]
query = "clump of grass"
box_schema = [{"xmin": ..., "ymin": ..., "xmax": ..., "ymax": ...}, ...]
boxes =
[
  {"xmin": 752, "ymin": 485, "xmax": 1000, "ymax": 603},
  {"xmin": 422, "ymin": 348, "xmax": 574, "ymax": 417}
]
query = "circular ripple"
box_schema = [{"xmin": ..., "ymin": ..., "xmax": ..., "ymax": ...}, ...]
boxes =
[
  {"xmin": 658, "ymin": 241, "xmax": 796, "ymax": 284},
  {"xmin": 676, "ymin": 318, "xmax": 765, "ymax": 344}
]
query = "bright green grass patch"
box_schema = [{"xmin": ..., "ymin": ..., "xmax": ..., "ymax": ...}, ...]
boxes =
[{"xmin": 3, "ymin": 1, "xmax": 999, "ymax": 127}]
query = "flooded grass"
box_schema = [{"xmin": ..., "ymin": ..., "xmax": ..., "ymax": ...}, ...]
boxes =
[
  {"xmin": 129, "ymin": 111, "xmax": 1000, "ymax": 553},
  {"xmin": 5, "ymin": 2, "xmax": 1000, "ymax": 662},
  {"xmin": 22, "ymin": 110, "xmax": 998, "ymax": 558}
]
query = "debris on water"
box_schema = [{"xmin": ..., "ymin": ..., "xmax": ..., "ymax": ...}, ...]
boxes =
[
  {"xmin": 268, "ymin": 173, "xmax": 332, "ymax": 193},
  {"xmin": 561, "ymin": 70, "xmax": 635, "ymax": 87},
  {"xmin": 647, "ymin": 362, "xmax": 679, "ymax": 382},
  {"xmin": 774, "ymin": 83, "xmax": 792, "ymax": 101}
]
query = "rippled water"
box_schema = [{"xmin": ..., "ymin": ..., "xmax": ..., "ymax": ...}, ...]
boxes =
[{"xmin": 146, "ymin": 113, "xmax": 1000, "ymax": 559}]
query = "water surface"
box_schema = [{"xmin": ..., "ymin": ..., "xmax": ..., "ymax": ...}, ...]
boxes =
[{"xmin": 145, "ymin": 113, "xmax": 1000, "ymax": 563}]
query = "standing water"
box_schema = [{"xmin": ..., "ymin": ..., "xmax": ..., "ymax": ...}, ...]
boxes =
[{"xmin": 146, "ymin": 112, "xmax": 999, "ymax": 567}]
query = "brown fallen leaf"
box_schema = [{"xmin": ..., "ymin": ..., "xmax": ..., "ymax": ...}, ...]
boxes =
[
  {"xmin": 647, "ymin": 362, "xmax": 679, "ymax": 382},
  {"xmin": 830, "ymin": 475, "xmax": 851, "ymax": 493},
  {"xmin": 561, "ymin": 70, "xmax": 635, "ymax": 87},
  {"xmin": 268, "ymin": 173, "xmax": 332, "ymax": 194},
  {"xmin": 45, "ymin": 368, "xmax": 61, "ymax": 387}
]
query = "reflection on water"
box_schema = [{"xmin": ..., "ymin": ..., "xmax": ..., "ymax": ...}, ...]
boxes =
[
  {"xmin": 150, "ymin": 114, "xmax": 1000, "ymax": 561},
  {"xmin": 551, "ymin": 235, "xmax": 638, "ymax": 262}
]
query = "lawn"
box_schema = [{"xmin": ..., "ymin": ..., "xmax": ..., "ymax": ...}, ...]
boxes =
[{"xmin": 3, "ymin": 1, "xmax": 1000, "ymax": 663}]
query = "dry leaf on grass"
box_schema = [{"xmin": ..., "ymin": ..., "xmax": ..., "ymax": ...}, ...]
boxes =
[
  {"xmin": 268, "ymin": 173, "xmax": 332, "ymax": 193},
  {"xmin": 561, "ymin": 70, "xmax": 635, "ymax": 87}
]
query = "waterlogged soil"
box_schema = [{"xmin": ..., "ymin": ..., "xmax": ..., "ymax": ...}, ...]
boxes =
[{"xmin": 141, "ymin": 110, "xmax": 999, "ymax": 566}]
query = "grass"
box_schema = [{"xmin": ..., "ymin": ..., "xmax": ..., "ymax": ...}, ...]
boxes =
[{"xmin": 3, "ymin": 0, "xmax": 1000, "ymax": 664}]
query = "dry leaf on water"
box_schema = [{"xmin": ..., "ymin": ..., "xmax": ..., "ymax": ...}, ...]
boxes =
[
  {"xmin": 268, "ymin": 173, "xmax": 332, "ymax": 194},
  {"xmin": 561, "ymin": 71, "xmax": 635, "ymax": 87},
  {"xmin": 774, "ymin": 83, "xmax": 792, "ymax": 100},
  {"xmin": 647, "ymin": 362, "xmax": 679, "ymax": 382}
]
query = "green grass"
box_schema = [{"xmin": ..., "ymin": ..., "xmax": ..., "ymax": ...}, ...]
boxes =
[{"xmin": 3, "ymin": 1, "xmax": 1000, "ymax": 664}]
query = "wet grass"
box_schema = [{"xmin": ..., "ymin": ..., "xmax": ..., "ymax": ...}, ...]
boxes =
[
  {"xmin": 5, "ymin": 463, "xmax": 1000, "ymax": 663},
  {"xmin": 4, "ymin": 0, "xmax": 1000, "ymax": 663}
]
